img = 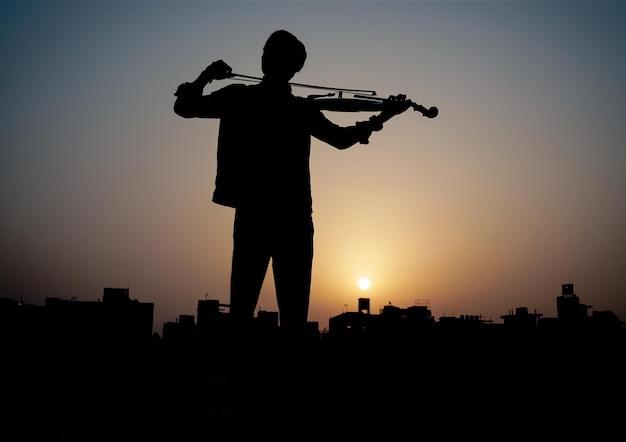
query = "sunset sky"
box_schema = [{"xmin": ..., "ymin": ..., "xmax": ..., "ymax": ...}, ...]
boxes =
[{"xmin": 2, "ymin": 1, "xmax": 625, "ymax": 334}]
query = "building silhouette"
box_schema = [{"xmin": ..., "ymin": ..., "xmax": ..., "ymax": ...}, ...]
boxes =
[
  {"xmin": 1, "ymin": 283, "xmax": 623, "ymax": 348},
  {"xmin": 1, "ymin": 287, "xmax": 153, "ymax": 347}
]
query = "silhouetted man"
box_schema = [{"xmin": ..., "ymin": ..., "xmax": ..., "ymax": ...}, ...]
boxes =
[{"xmin": 174, "ymin": 30, "xmax": 409, "ymax": 336}]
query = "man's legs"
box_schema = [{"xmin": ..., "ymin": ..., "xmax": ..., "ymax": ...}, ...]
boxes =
[
  {"xmin": 272, "ymin": 213, "xmax": 314, "ymax": 332},
  {"xmin": 229, "ymin": 209, "xmax": 271, "ymax": 321}
]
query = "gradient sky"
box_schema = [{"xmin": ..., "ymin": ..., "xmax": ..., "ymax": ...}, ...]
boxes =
[{"xmin": 2, "ymin": 1, "xmax": 625, "ymax": 334}]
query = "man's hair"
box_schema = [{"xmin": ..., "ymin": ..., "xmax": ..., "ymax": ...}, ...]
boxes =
[{"xmin": 263, "ymin": 30, "xmax": 307, "ymax": 74}]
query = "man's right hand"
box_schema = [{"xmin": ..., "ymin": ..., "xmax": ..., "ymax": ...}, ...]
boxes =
[
  {"xmin": 191, "ymin": 60, "xmax": 233, "ymax": 89},
  {"xmin": 204, "ymin": 60, "xmax": 233, "ymax": 81}
]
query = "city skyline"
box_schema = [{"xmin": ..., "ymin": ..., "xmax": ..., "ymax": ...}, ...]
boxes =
[
  {"xmin": 3, "ymin": 281, "xmax": 622, "ymax": 337},
  {"xmin": 6, "ymin": 285, "xmax": 624, "ymax": 441}
]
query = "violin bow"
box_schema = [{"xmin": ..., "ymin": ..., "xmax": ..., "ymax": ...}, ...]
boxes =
[{"xmin": 227, "ymin": 73, "xmax": 438, "ymax": 118}]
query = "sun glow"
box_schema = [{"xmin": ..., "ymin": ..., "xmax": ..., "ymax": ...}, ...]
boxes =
[{"xmin": 358, "ymin": 277, "xmax": 371, "ymax": 290}]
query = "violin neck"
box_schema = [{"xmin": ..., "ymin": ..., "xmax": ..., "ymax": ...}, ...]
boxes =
[{"xmin": 410, "ymin": 102, "xmax": 427, "ymax": 113}]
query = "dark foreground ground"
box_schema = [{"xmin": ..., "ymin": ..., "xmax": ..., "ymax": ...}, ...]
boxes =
[{"xmin": 4, "ymin": 329, "xmax": 625, "ymax": 441}]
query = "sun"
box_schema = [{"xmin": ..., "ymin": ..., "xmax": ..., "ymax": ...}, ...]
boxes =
[{"xmin": 358, "ymin": 277, "xmax": 371, "ymax": 290}]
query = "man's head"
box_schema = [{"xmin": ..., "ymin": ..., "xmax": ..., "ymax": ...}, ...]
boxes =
[{"xmin": 262, "ymin": 30, "xmax": 307, "ymax": 82}]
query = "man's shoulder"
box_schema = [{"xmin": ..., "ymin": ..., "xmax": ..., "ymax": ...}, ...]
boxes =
[
  {"xmin": 215, "ymin": 82, "xmax": 252, "ymax": 95},
  {"xmin": 208, "ymin": 83, "xmax": 258, "ymax": 107}
]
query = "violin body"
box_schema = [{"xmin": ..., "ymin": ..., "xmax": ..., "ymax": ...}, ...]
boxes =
[{"xmin": 311, "ymin": 97, "xmax": 384, "ymax": 112}]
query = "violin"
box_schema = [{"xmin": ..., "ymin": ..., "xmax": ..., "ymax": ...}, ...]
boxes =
[
  {"xmin": 228, "ymin": 73, "xmax": 439, "ymax": 119},
  {"xmin": 309, "ymin": 92, "xmax": 439, "ymax": 119}
]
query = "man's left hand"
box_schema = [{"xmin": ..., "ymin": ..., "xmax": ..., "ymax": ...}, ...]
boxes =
[{"xmin": 381, "ymin": 94, "xmax": 412, "ymax": 117}]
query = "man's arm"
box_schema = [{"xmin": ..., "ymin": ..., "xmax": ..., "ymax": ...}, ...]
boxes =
[
  {"xmin": 173, "ymin": 60, "xmax": 233, "ymax": 118},
  {"xmin": 313, "ymin": 94, "xmax": 412, "ymax": 149}
]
